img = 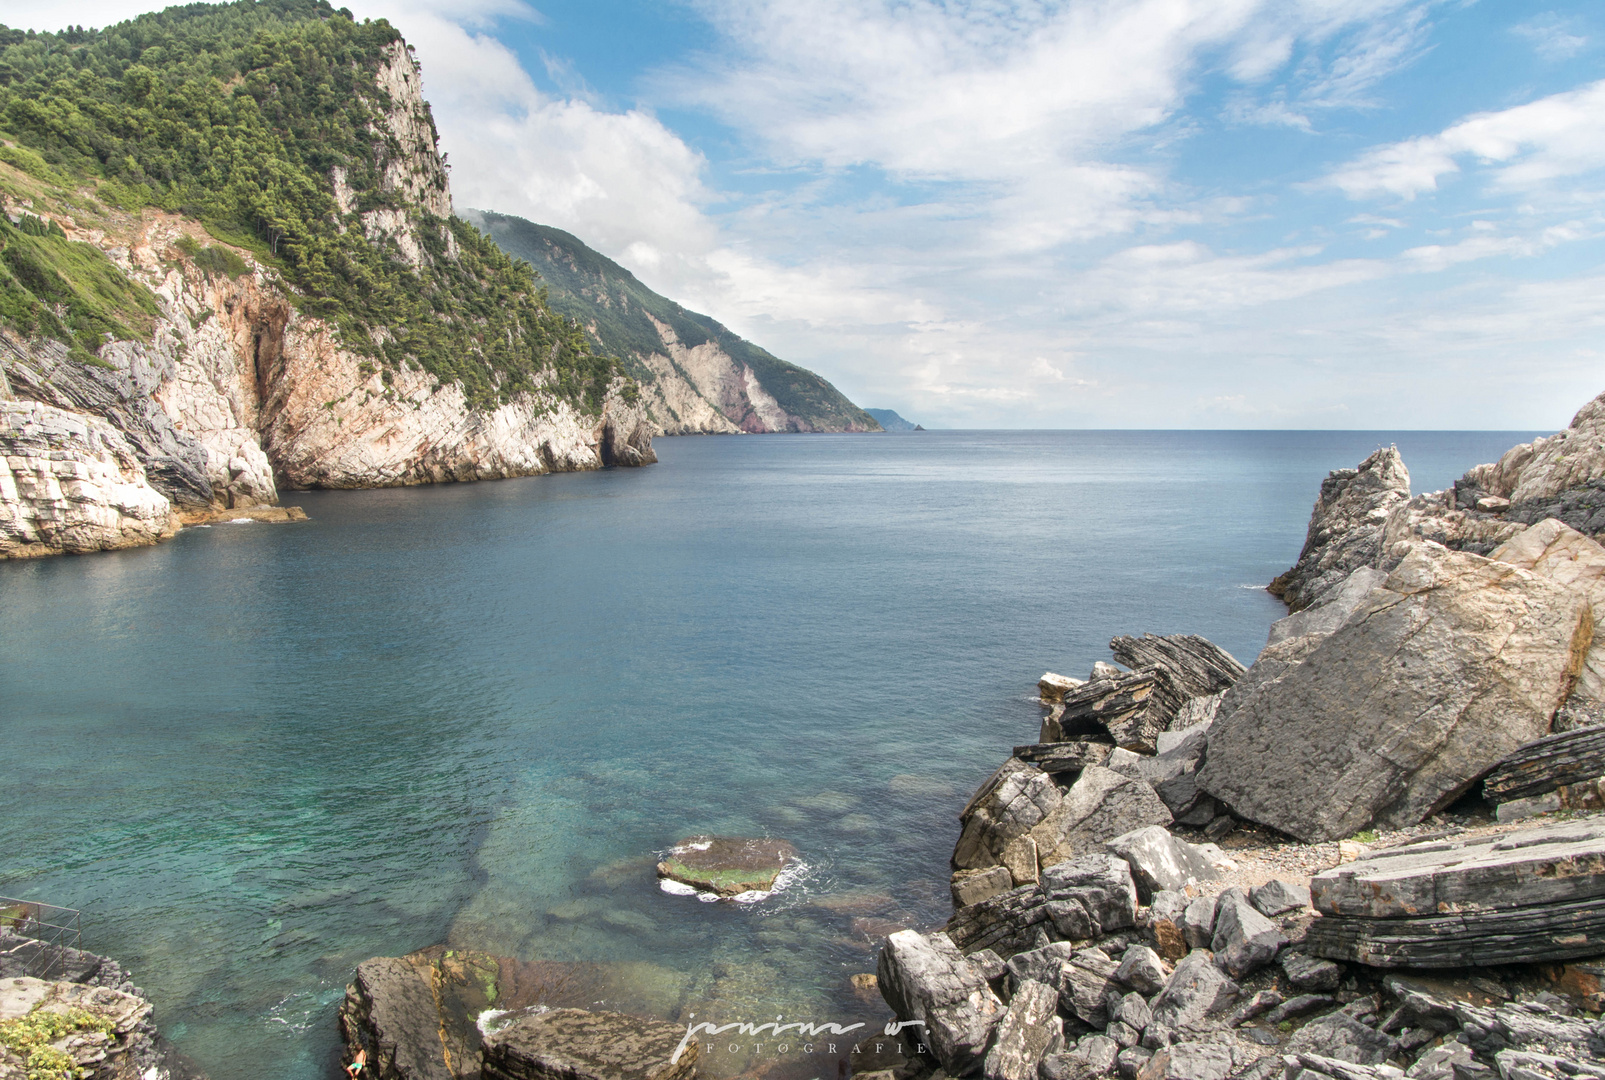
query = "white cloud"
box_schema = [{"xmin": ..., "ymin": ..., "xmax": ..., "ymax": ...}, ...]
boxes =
[
  {"xmin": 1325, "ymin": 79, "xmax": 1605, "ymax": 199},
  {"xmin": 1513, "ymin": 14, "xmax": 1588, "ymax": 62}
]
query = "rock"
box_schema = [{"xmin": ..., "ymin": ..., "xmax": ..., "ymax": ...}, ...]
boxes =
[
  {"xmin": 945, "ymin": 854, "xmax": 1138, "ymax": 957},
  {"xmin": 1036, "ymin": 767, "xmax": 1174, "ymax": 866},
  {"xmin": 1554, "ymin": 693, "xmax": 1605, "ymax": 732},
  {"xmin": 1308, "ymin": 819, "xmax": 1605, "ymax": 967},
  {"xmin": 1405, "ymin": 1042, "xmax": 1474, "ymax": 1080},
  {"xmin": 1105, "ymin": 826, "xmax": 1221, "ymax": 901},
  {"xmin": 341, "ymin": 956, "xmax": 457, "ymax": 1080},
  {"xmin": 1199, "ymin": 541, "xmax": 1595, "ymax": 842},
  {"xmin": 1115, "ymin": 945, "xmax": 1168, "ymax": 996},
  {"xmin": 1228, "ymin": 989, "xmax": 1283, "ymax": 1026},
  {"xmin": 1181, "ymin": 896, "xmax": 1219, "ymax": 951},
  {"xmin": 1279, "ymin": 951, "xmax": 1341, "ymax": 993},
  {"xmin": 954, "ymin": 866, "xmax": 1017, "ymax": 908},
  {"xmin": 1463, "ymin": 391, "xmax": 1605, "ymax": 509},
  {"xmin": 983, "ymin": 979, "xmax": 1063, "ymax": 1080},
  {"xmin": 1496, "ymin": 777, "xmax": 1605, "ymax": 822},
  {"xmin": 1211, "ymin": 888, "xmax": 1283, "ymax": 978},
  {"xmin": 655, "ymin": 836, "xmax": 797, "ymax": 897},
  {"xmin": 1015, "ymin": 741, "xmax": 1116, "ymax": 776},
  {"xmin": 1005, "ymin": 942, "xmax": 1075, "ymax": 996},
  {"xmin": 1042, "ymin": 673, "xmax": 1086, "ymax": 704},
  {"xmin": 1148, "ymin": 951, "xmax": 1239, "ymax": 1035},
  {"xmin": 1117, "ymin": 1047, "xmax": 1152, "ymax": 1080},
  {"xmin": 1108, "ymin": 635, "xmax": 1246, "ymax": 699},
  {"xmin": 1060, "ymin": 948, "xmax": 1122, "ymax": 1026},
  {"xmin": 1202, "ymin": 816, "xmax": 1235, "ymax": 841},
  {"xmin": 1250, "ymin": 881, "xmax": 1311, "ymax": 918},
  {"xmin": 1290, "ymin": 1054, "xmax": 1407, "ymax": 1080},
  {"xmin": 878, "ymin": 929, "xmax": 1004, "ymax": 1076},
  {"xmin": 1266, "ymin": 567, "xmax": 1391, "ymax": 647},
  {"xmin": 1, "ymin": 399, "xmax": 179, "ymax": 557},
  {"xmin": 1491, "ymin": 519, "xmax": 1605, "ymax": 701},
  {"xmin": 1003, "ymin": 835, "xmax": 1042, "ymax": 887},
  {"xmin": 955, "ymin": 761, "xmax": 1063, "ymax": 873},
  {"xmin": 1135, "ymin": 1042, "xmax": 1234, "ymax": 1080},
  {"xmin": 480, "ymin": 1008, "xmax": 696, "ymax": 1080},
  {"xmin": 1049, "ymin": 669, "xmax": 1190, "ymax": 754},
  {"xmin": 1483, "ymin": 726, "xmax": 1605, "ymax": 803},
  {"xmin": 1269, "ymin": 446, "xmax": 1413, "ymax": 612},
  {"xmin": 1285, "ymin": 1014, "xmax": 1399, "ymax": 1066},
  {"xmin": 1111, "ymin": 991, "xmax": 1153, "ymax": 1033},
  {"xmin": 969, "ymin": 949, "xmax": 1008, "ymax": 985},
  {"xmin": 1264, "ymin": 994, "xmax": 1338, "ymax": 1024}
]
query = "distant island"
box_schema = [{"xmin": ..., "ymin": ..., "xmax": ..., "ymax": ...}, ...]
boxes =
[{"xmin": 865, "ymin": 409, "xmax": 923, "ymax": 431}]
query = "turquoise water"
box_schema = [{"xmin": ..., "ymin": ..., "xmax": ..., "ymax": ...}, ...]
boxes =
[{"xmin": 0, "ymin": 430, "xmax": 1538, "ymax": 1079}]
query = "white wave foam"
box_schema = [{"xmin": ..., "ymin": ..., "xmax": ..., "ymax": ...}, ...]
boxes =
[
  {"xmin": 658, "ymin": 859, "xmax": 812, "ymax": 905},
  {"xmin": 658, "ymin": 878, "xmax": 699, "ymax": 897}
]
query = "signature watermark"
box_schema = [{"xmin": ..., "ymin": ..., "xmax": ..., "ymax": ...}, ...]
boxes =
[{"xmin": 671, "ymin": 1015, "xmax": 928, "ymax": 1064}]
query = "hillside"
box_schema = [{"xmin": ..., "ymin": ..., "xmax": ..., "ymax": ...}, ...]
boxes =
[
  {"xmin": 0, "ymin": 1, "xmax": 655, "ymax": 557},
  {"xmin": 865, "ymin": 408, "xmax": 920, "ymax": 431},
  {"xmin": 461, "ymin": 210, "xmax": 879, "ymax": 435}
]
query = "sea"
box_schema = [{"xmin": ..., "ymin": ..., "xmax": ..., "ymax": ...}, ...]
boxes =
[{"xmin": 0, "ymin": 429, "xmax": 1540, "ymax": 1079}]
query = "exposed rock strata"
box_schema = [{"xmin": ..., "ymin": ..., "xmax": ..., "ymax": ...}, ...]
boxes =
[{"xmin": 1269, "ymin": 447, "xmax": 1411, "ymax": 612}]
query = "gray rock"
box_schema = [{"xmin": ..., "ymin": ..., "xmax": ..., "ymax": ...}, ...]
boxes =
[
  {"xmin": 1201, "ymin": 541, "xmax": 1594, "ymax": 842},
  {"xmin": 1405, "ymin": 1043, "xmax": 1474, "ymax": 1080},
  {"xmin": 955, "ymin": 760, "xmax": 1063, "ymax": 873},
  {"xmin": 1268, "ymin": 446, "xmax": 1412, "ymax": 613},
  {"xmin": 970, "ymin": 948, "xmax": 1008, "ymax": 983},
  {"xmin": 1158, "ymin": 713, "xmax": 1217, "ymax": 753},
  {"xmin": 1111, "ymin": 991, "xmax": 1153, "ymax": 1032},
  {"xmin": 1077, "ymin": 1035, "xmax": 1120, "ymax": 1075},
  {"xmin": 1211, "ymin": 889, "xmax": 1283, "ymax": 978},
  {"xmin": 1233, "ymin": 1057, "xmax": 1284, "ymax": 1080},
  {"xmin": 1249, "ymin": 881, "xmax": 1310, "ymax": 918},
  {"xmin": 1115, "ymin": 945, "xmax": 1168, "ymax": 996},
  {"xmin": 1264, "ymin": 995, "xmax": 1338, "ymax": 1025},
  {"xmin": 1060, "ymin": 948, "xmax": 1122, "ymax": 1027},
  {"xmin": 1266, "ymin": 566, "xmax": 1390, "ymax": 646},
  {"xmin": 481, "ymin": 1008, "xmax": 698, "ymax": 1080},
  {"xmin": 1050, "ymin": 668, "xmax": 1189, "ymax": 755},
  {"xmin": 984, "ymin": 979, "xmax": 1064, "ymax": 1080},
  {"xmin": 1041, "ymin": 854, "xmax": 1142, "ymax": 940},
  {"xmin": 1037, "ymin": 768, "xmax": 1174, "ymax": 866},
  {"xmin": 1482, "ymin": 726, "xmax": 1605, "ymax": 803},
  {"xmin": 1108, "ymin": 634, "xmax": 1246, "ymax": 699},
  {"xmin": 1148, "ymin": 951, "xmax": 1239, "ymax": 1034},
  {"xmin": 878, "ymin": 929, "xmax": 1005, "ymax": 1076},
  {"xmin": 1227, "ymin": 990, "xmax": 1282, "ymax": 1027},
  {"xmin": 1181, "ymin": 895, "xmax": 1219, "ymax": 951},
  {"xmin": 1105, "ymin": 826, "xmax": 1221, "ymax": 900},
  {"xmin": 1015, "ymin": 741, "xmax": 1117, "ymax": 776},
  {"xmin": 1133, "ymin": 1041, "xmax": 1234, "ymax": 1080},
  {"xmin": 1279, "ymin": 951, "xmax": 1341, "ymax": 993},
  {"xmin": 1117, "ymin": 1047, "xmax": 1152, "ymax": 1080},
  {"xmin": 955, "ymin": 866, "xmax": 1017, "ymax": 908},
  {"xmin": 341, "ymin": 957, "xmax": 456, "ymax": 1080},
  {"xmin": 1149, "ymin": 892, "xmax": 1188, "ymax": 923},
  {"xmin": 1006, "ymin": 942, "xmax": 1075, "ymax": 995},
  {"xmin": 1107, "ymin": 1020, "xmax": 1140, "ymax": 1048},
  {"xmin": 1285, "ymin": 1014, "xmax": 1399, "ymax": 1066},
  {"xmin": 1289, "ymin": 1054, "xmax": 1407, "ymax": 1080}
]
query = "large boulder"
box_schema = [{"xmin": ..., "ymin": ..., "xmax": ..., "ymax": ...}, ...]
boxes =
[
  {"xmin": 1103, "ymin": 826, "xmax": 1219, "ymax": 900},
  {"xmin": 1146, "ymin": 951, "xmax": 1239, "ymax": 1039},
  {"xmin": 1269, "ymin": 446, "xmax": 1412, "ymax": 612},
  {"xmin": 1043, "ymin": 670, "xmax": 1186, "ymax": 754},
  {"xmin": 1034, "ymin": 766, "xmax": 1172, "ymax": 866},
  {"xmin": 655, "ymin": 836, "xmax": 797, "ymax": 897},
  {"xmin": 1462, "ymin": 390, "xmax": 1605, "ymax": 510},
  {"xmin": 981, "ymin": 978, "xmax": 1062, "ymax": 1080},
  {"xmin": 341, "ymin": 957, "xmax": 457, "ymax": 1080},
  {"xmin": 877, "ymin": 929, "xmax": 1004, "ymax": 1076},
  {"xmin": 952, "ymin": 760, "xmax": 1061, "ymax": 882},
  {"xmin": 480, "ymin": 1008, "xmax": 696, "ymax": 1080},
  {"xmin": 1198, "ymin": 540, "xmax": 1595, "ymax": 841}
]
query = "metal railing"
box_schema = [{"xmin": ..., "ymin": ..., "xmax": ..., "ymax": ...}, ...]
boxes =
[{"xmin": 0, "ymin": 896, "xmax": 82, "ymax": 979}]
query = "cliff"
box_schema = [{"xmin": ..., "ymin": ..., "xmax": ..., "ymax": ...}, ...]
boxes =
[
  {"xmin": 460, "ymin": 211, "xmax": 881, "ymax": 435},
  {"xmin": 0, "ymin": 2, "xmax": 653, "ymax": 559}
]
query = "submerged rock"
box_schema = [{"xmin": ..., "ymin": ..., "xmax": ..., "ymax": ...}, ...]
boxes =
[
  {"xmin": 481, "ymin": 1008, "xmax": 696, "ymax": 1080},
  {"xmin": 655, "ymin": 836, "xmax": 796, "ymax": 897}
]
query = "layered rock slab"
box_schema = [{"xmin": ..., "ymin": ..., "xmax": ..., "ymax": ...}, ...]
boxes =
[
  {"xmin": 1269, "ymin": 446, "xmax": 1411, "ymax": 612},
  {"xmin": 1199, "ymin": 541, "xmax": 1594, "ymax": 841}
]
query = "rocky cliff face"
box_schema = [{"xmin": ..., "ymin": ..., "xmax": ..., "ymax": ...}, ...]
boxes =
[
  {"xmin": 462, "ymin": 211, "xmax": 882, "ymax": 436},
  {"xmin": 0, "ymin": 25, "xmax": 653, "ymax": 559}
]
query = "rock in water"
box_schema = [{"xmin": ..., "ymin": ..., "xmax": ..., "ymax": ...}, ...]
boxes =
[
  {"xmin": 1269, "ymin": 446, "xmax": 1412, "ymax": 612},
  {"xmin": 655, "ymin": 836, "xmax": 796, "ymax": 897},
  {"xmin": 877, "ymin": 929, "xmax": 1004, "ymax": 1077},
  {"xmin": 1108, "ymin": 634, "xmax": 1245, "ymax": 698},
  {"xmin": 341, "ymin": 957, "xmax": 457, "ymax": 1080},
  {"xmin": 481, "ymin": 1008, "xmax": 697, "ymax": 1080},
  {"xmin": 1306, "ymin": 819, "xmax": 1605, "ymax": 967},
  {"xmin": 1198, "ymin": 540, "xmax": 1594, "ymax": 841},
  {"xmin": 982, "ymin": 978, "xmax": 1062, "ymax": 1080}
]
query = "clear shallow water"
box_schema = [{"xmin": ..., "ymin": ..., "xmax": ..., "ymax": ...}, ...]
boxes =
[{"xmin": 0, "ymin": 429, "xmax": 1539, "ymax": 1079}]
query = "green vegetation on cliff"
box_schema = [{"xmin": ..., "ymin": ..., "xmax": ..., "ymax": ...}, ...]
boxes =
[
  {"xmin": 0, "ymin": 0, "xmax": 621, "ymax": 411},
  {"xmin": 464, "ymin": 210, "xmax": 878, "ymax": 432}
]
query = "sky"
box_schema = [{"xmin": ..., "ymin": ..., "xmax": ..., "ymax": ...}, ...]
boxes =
[{"xmin": 12, "ymin": 0, "xmax": 1605, "ymax": 429}]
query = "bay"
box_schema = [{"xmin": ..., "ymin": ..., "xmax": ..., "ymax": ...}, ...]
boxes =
[{"xmin": 0, "ymin": 429, "xmax": 1537, "ymax": 1079}]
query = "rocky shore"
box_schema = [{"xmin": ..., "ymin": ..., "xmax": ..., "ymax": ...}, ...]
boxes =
[
  {"xmin": 0, "ymin": 928, "xmax": 207, "ymax": 1080},
  {"xmin": 336, "ymin": 393, "xmax": 1605, "ymax": 1080}
]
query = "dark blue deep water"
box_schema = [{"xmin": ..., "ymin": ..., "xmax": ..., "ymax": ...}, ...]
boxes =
[{"xmin": 0, "ymin": 430, "xmax": 1539, "ymax": 1079}]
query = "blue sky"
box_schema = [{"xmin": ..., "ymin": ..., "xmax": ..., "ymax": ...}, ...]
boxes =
[{"xmin": 18, "ymin": 0, "xmax": 1605, "ymax": 429}]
